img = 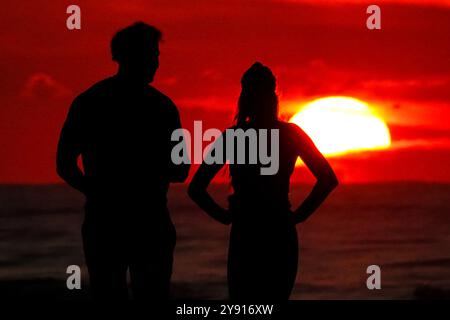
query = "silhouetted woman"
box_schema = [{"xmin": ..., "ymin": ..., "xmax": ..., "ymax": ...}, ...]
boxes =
[{"xmin": 188, "ymin": 62, "xmax": 338, "ymax": 300}]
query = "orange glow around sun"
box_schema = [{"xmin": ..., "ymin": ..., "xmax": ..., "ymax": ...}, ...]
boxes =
[{"xmin": 289, "ymin": 97, "xmax": 391, "ymax": 157}]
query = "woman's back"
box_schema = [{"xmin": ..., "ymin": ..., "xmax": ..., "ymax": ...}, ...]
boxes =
[{"xmin": 228, "ymin": 120, "xmax": 299, "ymax": 221}]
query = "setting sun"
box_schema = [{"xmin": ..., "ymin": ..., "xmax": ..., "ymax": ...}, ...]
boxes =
[{"xmin": 289, "ymin": 97, "xmax": 391, "ymax": 156}]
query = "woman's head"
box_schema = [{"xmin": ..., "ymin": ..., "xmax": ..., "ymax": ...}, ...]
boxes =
[{"xmin": 235, "ymin": 62, "xmax": 278, "ymax": 126}]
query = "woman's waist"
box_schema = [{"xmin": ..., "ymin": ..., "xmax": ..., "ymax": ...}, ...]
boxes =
[{"xmin": 228, "ymin": 192, "xmax": 291, "ymax": 211}]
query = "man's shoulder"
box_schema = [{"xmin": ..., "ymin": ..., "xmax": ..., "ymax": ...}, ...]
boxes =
[
  {"xmin": 146, "ymin": 85, "xmax": 177, "ymax": 109},
  {"xmin": 75, "ymin": 77, "xmax": 115, "ymax": 101},
  {"xmin": 69, "ymin": 78, "xmax": 115, "ymax": 110}
]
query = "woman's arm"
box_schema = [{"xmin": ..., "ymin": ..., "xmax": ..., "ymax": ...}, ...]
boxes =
[
  {"xmin": 290, "ymin": 124, "xmax": 338, "ymax": 224},
  {"xmin": 188, "ymin": 134, "xmax": 231, "ymax": 225}
]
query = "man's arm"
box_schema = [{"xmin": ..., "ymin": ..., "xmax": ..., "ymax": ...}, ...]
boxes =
[
  {"xmin": 167, "ymin": 101, "xmax": 190, "ymax": 182},
  {"xmin": 56, "ymin": 97, "xmax": 87, "ymax": 194}
]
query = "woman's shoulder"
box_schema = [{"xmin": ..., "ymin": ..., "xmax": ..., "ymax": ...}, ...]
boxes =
[
  {"xmin": 277, "ymin": 120, "xmax": 301, "ymax": 133},
  {"xmin": 224, "ymin": 124, "xmax": 250, "ymax": 132},
  {"xmin": 224, "ymin": 121, "xmax": 300, "ymax": 133},
  {"xmin": 277, "ymin": 121, "xmax": 311, "ymax": 144}
]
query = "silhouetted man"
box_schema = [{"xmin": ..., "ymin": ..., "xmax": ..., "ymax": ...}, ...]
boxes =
[{"xmin": 56, "ymin": 22, "xmax": 190, "ymax": 300}]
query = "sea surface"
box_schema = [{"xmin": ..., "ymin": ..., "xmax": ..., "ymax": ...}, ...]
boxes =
[{"xmin": 1, "ymin": 183, "xmax": 449, "ymax": 299}]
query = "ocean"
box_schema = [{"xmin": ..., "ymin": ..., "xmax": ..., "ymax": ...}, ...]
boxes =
[{"xmin": 1, "ymin": 183, "xmax": 449, "ymax": 299}]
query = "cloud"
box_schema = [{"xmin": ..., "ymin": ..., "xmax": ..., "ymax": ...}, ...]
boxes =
[
  {"xmin": 390, "ymin": 138, "xmax": 450, "ymax": 151},
  {"xmin": 21, "ymin": 73, "xmax": 71, "ymax": 101},
  {"xmin": 158, "ymin": 76, "xmax": 179, "ymax": 86},
  {"xmin": 361, "ymin": 78, "xmax": 449, "ymax": 90},
  {"xmin": 176, "ymin": 96, "xmax": 234, "ymax": 110},
  {"xmin": 279, "ymin": 0, "xmax": 450, "ymax": 7}
]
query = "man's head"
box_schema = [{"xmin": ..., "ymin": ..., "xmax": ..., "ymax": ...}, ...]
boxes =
[{"xmin": 111, "ymin": 22, "xmax": 162, "ymax": 83}]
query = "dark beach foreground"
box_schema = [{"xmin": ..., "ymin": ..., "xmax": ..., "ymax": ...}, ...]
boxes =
[{"xmin": 1, "ymin": 183, "xmax": 449, "ymax": 299}]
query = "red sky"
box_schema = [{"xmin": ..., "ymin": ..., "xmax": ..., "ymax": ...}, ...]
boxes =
[{"xmin": 0, "ymin": 0, "xmax": 449, "ymax": 183}]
